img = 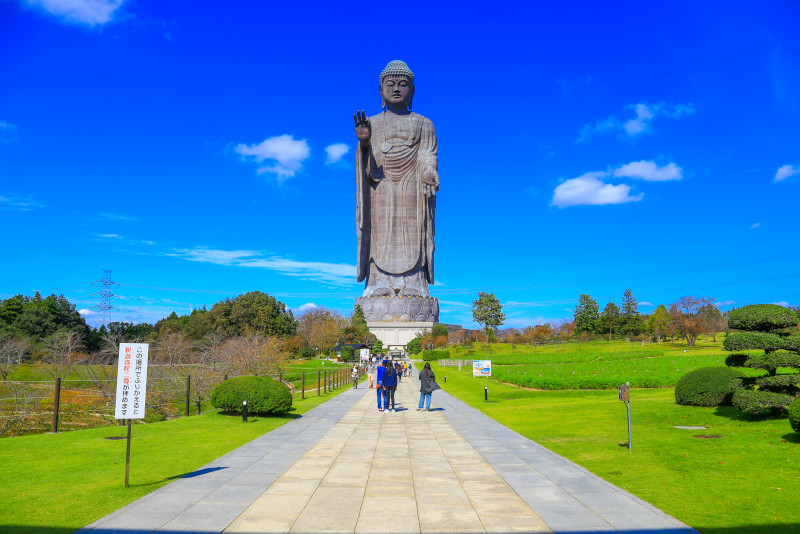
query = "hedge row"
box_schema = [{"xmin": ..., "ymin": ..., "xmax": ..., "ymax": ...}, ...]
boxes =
[{"xmin": 422, "ymin": 350, "xmax": 450, "ymax": 361}]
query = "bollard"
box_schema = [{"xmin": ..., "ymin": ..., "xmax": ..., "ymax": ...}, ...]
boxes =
[
  {"xmin": 444, "ymin": 376, "xmax": 447, "ymax": 383},
  {"xmin": 302, "ymin": 371, "xmax": 305, "ymax": 400},
  {"xmin": 242, "ymin": 400, "xmax": 248, "ymax": 423},
  {"xmin": 484, "ymin": 386, "xmax": 488, "ymax": 401},
  {"xmin": 318, "ymin": 371, "xmax": 321, "ymax": 396},
  {"xmin": 51, "ymin": 377, "xmax": 61, "ymax": 433}
]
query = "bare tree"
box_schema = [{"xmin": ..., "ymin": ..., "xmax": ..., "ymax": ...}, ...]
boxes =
[
  {"xmin": 671, "ymin": 296, "xmax": 716, "ymax": 347},
  {"xmin": 43, "ymin": 331, "xmax": 84, "ymax": 379},
  {"xmin": 0, "ymin": 337, "xmax": 29, "ymax": 380},
  {"xmin": 188, "ymin": 336, "xmax": 228, "ymax": 414},
  {"xmin": 151, "ymin": 331, "xmax": 195, "ymax": 365},
  {"xmin": 217, "ymin": 335, "xmax": 288, "ymax": 377},
  {"xmin": 0, "ymin": 381, "xmax": 48, "ymax": 437}
]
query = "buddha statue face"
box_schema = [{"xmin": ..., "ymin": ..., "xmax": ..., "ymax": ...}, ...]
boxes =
[{"xmin": 380, "ymin": 75, "xmax": 414, "ymax": 110}]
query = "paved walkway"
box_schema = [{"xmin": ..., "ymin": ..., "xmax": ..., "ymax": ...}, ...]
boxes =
[{"xmin": 80, "ymin": 371, "xmax": 697, "ymax": 534}]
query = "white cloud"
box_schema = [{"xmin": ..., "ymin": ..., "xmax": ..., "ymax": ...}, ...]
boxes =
[
  {"xmin": 26, "ymin": 0, "xmax": 124, "ymax": 25},
  {"xmin": 552, "ymin": 172, "xmax": 643, "ymax": 208},
  {"xmin": 78, "ymin": 308, "xmax": 95, "ymax": 316},
  {"xmin": 0, "ymin": 194, "xmax": 43, "ymax": 211},
  {"xmin": 325, "ymin": 143, "xmax": 350, "ymax": 164},
  {"xmin": 296, "ymin": 303, "xmax": 318, "ymax": 313},
  {"xmin": 774, "ymin": 164, "xmax": 800, "ymax": 182},
  {"xmin": 715, "ymin": 300, "xmax": 736, "ymax": 307},
  {"xmin": 639, "ymin": 301, "xmax": 654, "ymax": 307},
  {"xmin": 235, "ymin": 134, "xmax": 311, "ymax": 183},
  {"xmin": 101, "ymin": 213, "xmax": 139, "ymax": 221},
  {"xmin": 578, "ymin": 102, "xmax": 694, "ymax": 142},
  {"xmin": 97, "ymin": 233, "xmax": 122, "ymax": 239},
  {"xmin": 0, "ymin": 121, "xmax": 19, "ymax": 143},
  {"xmin": 750, "ymin": 222, "xmax": 760, "ymax": 229},
  {"xmin": 773, "ymin": 301, "xmax": 791, "ymax": 307},
  {"xmin": 172, "ymin": 247, "xmax": 357, "ymax": 286},
  {"xmin": 612, "ymin": 160, "xmax": 682, "ymax": 181}
]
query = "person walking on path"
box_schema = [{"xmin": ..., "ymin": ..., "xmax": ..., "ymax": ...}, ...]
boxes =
[
  {"xmin": 395, "ymin": 361, "xmax": 403, "ymax": 383},
  {"xmin": 383, "ymin": 360, "xmax": 398, "ymax": 412},
  {"xmin": 366, "ymin": 361, "xmax": 376, "ymax": 388},
  {"xmin": 418, "ymin": 362, "xmax": 436, "ymax": 411},
  {"xmin": 351, "ymin": 363, "xmax": 359, "ymax": 389},
  {"xmin": 376, "ymin": 360, "xmax": 387, "ymax": 412}
]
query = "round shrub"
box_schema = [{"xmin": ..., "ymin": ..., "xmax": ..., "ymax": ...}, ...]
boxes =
[
  {"xmin": 675, "ymin": 366, "xmax": 745, "ymax": 407},
  {"xmin": 727, "ymin": 304, "xmax": 798, "ymax": 332},
  {"xmin": 211, "ymin": 376, "xmax": 292, "ymax": 415},
  {"xmin": 732, "ymin": 389, "xmax": 794, "ymax": 416},
  {"xmin": 789, "ymin": 397, "xmax": 800, "ymax": 432}
]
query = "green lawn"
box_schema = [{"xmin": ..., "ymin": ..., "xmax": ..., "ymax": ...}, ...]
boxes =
[
  {"xmin": 442, "ymin": 340, "xmax": 789, "ymax": 390},
  {"xmin": 0, "ymin": 386, "xmax": 348, "ymax": 533},
  {"xmin": 427, "ymin": 360, "xmax": 800, "ymax": 533}
]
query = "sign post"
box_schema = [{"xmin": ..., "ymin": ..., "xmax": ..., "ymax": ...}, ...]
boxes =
[
  {"xmin": 114, "ymin": 343, "xmax": 149, "ymax": 487},
  {"xmin": 618, "ymin": 382, "xmax": 631, "ymax": 451}
]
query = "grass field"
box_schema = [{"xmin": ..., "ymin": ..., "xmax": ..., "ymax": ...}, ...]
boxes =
[
  {"xmin": 444, "ymin": 340, "xmax": 792, "ymax": 390},
  {"xmin": 0, "ymin": 384, "xmax": 350, "ymax": 533},
  {"xmin": 422, "ymin": 346, "xmax": 800, "ymax": 534}
]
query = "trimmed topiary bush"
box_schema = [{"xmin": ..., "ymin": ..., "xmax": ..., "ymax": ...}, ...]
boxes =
[
  {"xmin": 675, "ymin": 366, "xmax": 744, "ymax": 407},
  {"xmin": 723, "ymin": 332, "xmax": 784, "ymax": 354},
  {"xmin": 727, "ymin": 304, "xmax": 798, "ymax": 332},
  {"xmin": 732, "ymin": 389, "xmax": 794, "ymax": 416},
  {"xmin": 724, "ymin": 304, "xmax": 800, "ymax": 424},
  {"xmin": 210, "ymin": 376, "xmax": 292, "ymax": 415},
  {"xmin": 789, "ymin": 397, "xmax": 800, "ymax": 432}
]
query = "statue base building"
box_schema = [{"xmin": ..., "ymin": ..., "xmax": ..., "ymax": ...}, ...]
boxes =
[
  {"xmin": 355, "ymin": 295, "xmax": 439, "ymax": 322},
  {"xmin": 357, "ymin": 295, "xmax": 462, "ymax": 351}
]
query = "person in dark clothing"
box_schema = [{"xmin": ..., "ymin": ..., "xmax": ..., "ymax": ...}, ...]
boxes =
[
  {"xmin": 418, "ymin": 362, "xmax": 436, "ymax": 411},
  {"xmin": 395, "ymin": 361, "xmax": 403, "ymax": 383},
  {"xmin": 383, "ymin": 360, "xmax": 398, "ymax": 411}
]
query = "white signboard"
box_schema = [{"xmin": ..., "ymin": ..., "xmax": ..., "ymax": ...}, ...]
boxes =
[
  {"xmin": 360, "ymin": 348, "xmax": 370, "ymax": 361},
  {"xmin": 473, "ymin": 360, "xmax": 492, "ymax": 377},
  {"xmin": 115, "ymin": 343, "xmax": 149, "ymax": 419}
]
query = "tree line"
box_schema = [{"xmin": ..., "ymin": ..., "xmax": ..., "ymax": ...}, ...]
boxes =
[{"xmin": 0, "ymin": 291, "xmax": 377, "ymax": 376}]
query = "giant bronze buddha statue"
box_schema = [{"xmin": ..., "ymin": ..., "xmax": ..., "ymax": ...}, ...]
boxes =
[{"xmin": 354, "ymin": 60, "xmax": 439, "ymax": 322}]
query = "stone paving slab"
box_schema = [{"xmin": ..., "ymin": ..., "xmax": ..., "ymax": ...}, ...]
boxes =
[{"xmin": 80, "ymin": 366, "xmax": 699, "ymax": 534}]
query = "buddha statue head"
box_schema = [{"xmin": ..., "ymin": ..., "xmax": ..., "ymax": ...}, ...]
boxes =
[{"xmin": 379, "ymin": 60, "xmax": 414, "ymax": 111}]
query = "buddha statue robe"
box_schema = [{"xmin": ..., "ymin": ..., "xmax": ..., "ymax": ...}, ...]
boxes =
[{"xmin": 356, "ymin": 110, "xmax": 438, "ymax": 297}]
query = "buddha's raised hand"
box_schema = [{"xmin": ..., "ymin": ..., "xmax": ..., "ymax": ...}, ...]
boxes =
[{"xmin": 354, "ymin": 110, "xmax": 371, "ymax": 146}]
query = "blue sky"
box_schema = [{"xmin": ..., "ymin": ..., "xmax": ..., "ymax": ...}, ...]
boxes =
[{"xmin": 1, "ymin": 0, "xmax": 799, "ymax": 329}]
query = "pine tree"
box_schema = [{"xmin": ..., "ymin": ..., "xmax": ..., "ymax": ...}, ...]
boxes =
[
  {"xmin": 600, "ymin": 302, "xmax": 620, "ymax": 340},
  {"xmin": 574, "ymin": 294, "xmax": 600, "ymax": 334},
  {"xmin": 620, "ymin": 289, "xmax": 644, "ymax": 336}
]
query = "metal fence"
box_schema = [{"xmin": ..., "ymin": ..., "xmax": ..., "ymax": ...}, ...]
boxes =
[{"xmin": 0, "ymin": 366, "xmax": 362, "ymax": 438}]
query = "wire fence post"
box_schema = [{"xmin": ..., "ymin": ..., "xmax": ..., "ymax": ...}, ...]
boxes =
[
  {"xmin": 185, "ymin": 374, "xmax": 191, "ymax": 417},
  {"xmin": 51, "ymin": 377, "xmax": 61, "ymax": 433},
  {"xmin": 318, "ymin": 371, "xmax": 321, "ymax": 396},
  {"xmin": 301, "ymin": 372, "xmax": 305, "ymax": 400},
  {"xmin": 279, "ymin": 371, "xmax": 282, "ymax": 384}
]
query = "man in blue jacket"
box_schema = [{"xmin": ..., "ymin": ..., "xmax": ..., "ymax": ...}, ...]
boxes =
[{"xmin": 376, "ymin": 360, "xmax": 387, "ymax": 412}]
